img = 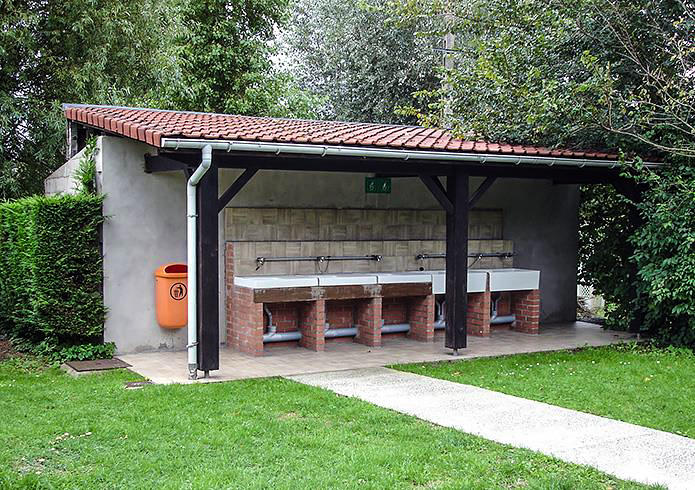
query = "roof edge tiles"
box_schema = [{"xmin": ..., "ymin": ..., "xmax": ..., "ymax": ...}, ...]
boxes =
[{"xmin": 64, "ymin": 103, "xmax": 637, "ymax": 164}]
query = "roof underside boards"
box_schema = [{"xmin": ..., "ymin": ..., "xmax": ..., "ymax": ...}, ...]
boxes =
[{"xmin": 63, "ymin": 104, "xmax": 620, "ymax": 161}]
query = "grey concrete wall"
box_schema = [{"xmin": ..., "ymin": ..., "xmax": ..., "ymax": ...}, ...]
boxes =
[
  {"xmin": 475, "ymin": 179, "xmax": 580, "ymax": 323},
  {"xmin": 100, "ymin": 137, "xmax": 188, "ymax": 353},
  {"xmin": 44, "ymin": 147, "xmax": 85, "ymax": 195},
  {"xmin": 45, "ymin": 142, "xmax": 105, "ymax": 196},
  {"xmin": 73, "ymin": 138, "xmax": 579, "ymax": 353},
  {"xmin": 218, "ymin": 169, "xmax": 442, "ymax": 209}
]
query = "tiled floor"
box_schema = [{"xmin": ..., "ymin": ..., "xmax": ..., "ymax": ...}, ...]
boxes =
[{"xmin": 119, "ymin": 321, "xmax": 634, "ymax": 384}]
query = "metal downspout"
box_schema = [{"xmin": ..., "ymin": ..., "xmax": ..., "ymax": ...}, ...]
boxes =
[{"xmin": 186, "ymin": 145, "xmax": 212, "ymax": 380}]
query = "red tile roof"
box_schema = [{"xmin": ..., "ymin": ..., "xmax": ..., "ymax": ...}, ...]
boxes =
[{"xmin": 63, "ymin": 104, "xmax": 619, "ymax": 160}]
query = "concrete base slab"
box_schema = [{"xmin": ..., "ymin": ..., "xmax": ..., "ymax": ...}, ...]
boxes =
[
  {"xmin": 288, "ymin": 367, "xmax": 695, "ymax": 489},
  {"xmin": 119, "ymin": 322, "xmax": 632, "ymax": 384}
]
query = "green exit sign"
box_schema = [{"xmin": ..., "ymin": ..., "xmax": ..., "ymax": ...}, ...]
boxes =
[{"xmin": 365, "ymin": 177, "xmax": 391, "ymax": 194}]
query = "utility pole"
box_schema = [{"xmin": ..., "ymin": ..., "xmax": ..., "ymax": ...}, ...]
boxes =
[{"xmin": 442, "ymin": 2, "xmax": 455, "ymax": 125}]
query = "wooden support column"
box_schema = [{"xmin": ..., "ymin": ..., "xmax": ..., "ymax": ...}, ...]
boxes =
[
  {"xmin": 196, "ymin": 165, "xmax": 219, "ymax": 373},
  {"xmin": 445, "ymin": 168, "xmax": 469, "ymax": 352}
]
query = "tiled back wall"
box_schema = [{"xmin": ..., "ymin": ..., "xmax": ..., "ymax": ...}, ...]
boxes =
[{"xmin": 225, "ymin": 208, "xmax": 513, "ymax": 276}]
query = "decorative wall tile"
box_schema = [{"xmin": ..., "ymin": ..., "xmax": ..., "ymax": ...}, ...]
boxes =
[
  {"xmin": 317, "ymin": 209, "xmax": 337, "ymax": 225},
  {"xmin": 369, "ymin": 241, "xmax": 383, "ymax": 255},
  {"xmin": 225, "ymin": 207, "xmax": 503, "ymax": 241},
  {"xmin": 393, "ymin": 241, "xmax": 409, "ymax": 256},
  {"xmin": 260, "ymin": 208, "xmax": 279, "ymax": 224},
  {"xmin": 343, "ymin": 241, "xmax": 360, "ymax": 256},
  {"xmin": 328, "ymin": 225, "xmax": 348, "ymax": 241},
  {"xmin": 370, "ymin": 209, "xmax": 389, "ymax": 224},
  {"xmin": 295, "ymin": 261, "xmax": 316, "ymax": 274},
  {"xmin": 289, "ymin": 208, "xmax": 305, "ymax": 225},
  {"xmin": 225, "ymin": 207, "xmax": 512, "ymax": 277},
  {"xmin": 338, "ymin": 209, "xmax": 364, "ymax": 224},
  {"xmin": 314, "ymin": 241, "xmax": 330, "ymax": 256},
  {"xmin": 286, "ymin": 242, "xmax": 301, "ymax": 256},
  {"xmin": 396, "ymin": 210, "xmax": 415, "ymax": 224},
  {"xmin": 276, "ymin": 208, "xmax": 290, "ymax": 225},
  {"xmin": 300, "ymin": 241, "xmax": 315, "ymax": 257},
  {"xmin": 304, "ymin": 209, "xmax": 317, "ymax": 225},
  {"xmin": 417, "ymin": 210, "xmax": 441, "ymax": 225},
  {"xmin": 357, "ymin": 225, "xmax": 373, "ymax": 240},
  {"xmin": 329, "ymin": 242, "xmax": 344, "ymax": 256},
  {"xmin": 432, "ymin": 225, "xmax": 447, "ymax": 240},
  {"xmin": 233, "ymin": 239, "xmax": 513, "ymax": 276},
  {"xmin": 271, "ymin": 242, "xmax": 286, "ymax": 257},
  {"xmin": 275, "ymin": 225, "xmax": 292, "ymax": 241},
  {"xmin": 255, "ymin": 242, "xmax": 273, "ymax": 257}
]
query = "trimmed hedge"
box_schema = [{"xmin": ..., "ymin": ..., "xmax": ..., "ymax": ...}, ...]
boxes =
[{"xmin": 0, "ymin": 194, "xmax": 105, "ymax": 346}]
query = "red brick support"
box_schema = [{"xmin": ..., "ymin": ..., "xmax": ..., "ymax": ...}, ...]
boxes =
[
  {"xmin": 326, "ymin": 300, "xmax": 356, "ymax": 328},
  {"xmin": 225, "ymin": 242, "xmax": 235, "ymax": 346},
  {"xmin": 495, "ymin": 292, "xmax": 512, "ymax": 316},
  {"xmin": 467, "ymin": 290, "xmax": 491, "ymax": 337},
  {"xmin": 408, "ymin": 295, "xmax": 435, "ymax": 342},
  {"xmin": 512, "ymin": 289, "xmax": 540, "ymax": 334},
  {"xmin": 355, "ymin": 297, "xmax": 382, "ymax": 347},
  {"xmin": 229, "ymin": 286, "xmax": 265, "ymax": 356},
  {"xmin": 266, "ymin": 303, "xmax": 299, "ymax": 332},
  {"xmin": 299, "ymin": 300, "xmax": 326, "ymax": 351},
  {"xmin": 382, "ymin": 298, "xmax": 408, "ymax": 325}
]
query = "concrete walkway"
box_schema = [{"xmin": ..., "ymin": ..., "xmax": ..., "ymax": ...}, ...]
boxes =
[{"xmin": 288, "ymin": 367, "xmax": 695, "ymax": 489}]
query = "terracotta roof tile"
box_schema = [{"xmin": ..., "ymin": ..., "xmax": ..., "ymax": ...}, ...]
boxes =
[{"xmin": 63, "ymin": 104, "xmax": 620, "ymax": 161}]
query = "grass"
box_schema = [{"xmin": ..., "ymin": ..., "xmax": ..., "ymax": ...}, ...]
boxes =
[
  {"xmin": 394, "ymin": 343, "xmax": 695, "ymax": 439},
  {"xmin": 0, "ymin": 359, "xmax": 654, "ymax": 489}
]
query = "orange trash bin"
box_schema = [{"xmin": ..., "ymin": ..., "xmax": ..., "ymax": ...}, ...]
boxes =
[{"xmin": 155, "ymin": 263, "xmax": 188, "ymax": 329}]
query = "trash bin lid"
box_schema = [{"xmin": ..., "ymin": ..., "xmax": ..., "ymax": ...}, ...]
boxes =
[{"xmin": 155, "ymin": 263, "xmax": 188, "ymax": 278}]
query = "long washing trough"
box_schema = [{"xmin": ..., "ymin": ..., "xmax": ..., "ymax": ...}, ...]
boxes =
[{"xmin": 231, "ymin": 269, "xmax": 541, "ymax": 350}]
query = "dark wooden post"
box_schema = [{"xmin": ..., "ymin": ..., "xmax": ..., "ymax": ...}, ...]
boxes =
[
  {"xmin": 197, "ymin": 165, "xmax": 219, "ymax": 373},
  {"xmin": 445, "ymin": 168, "xmax": 469, "ymax": 352}
]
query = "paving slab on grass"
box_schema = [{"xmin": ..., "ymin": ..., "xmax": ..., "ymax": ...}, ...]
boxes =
[
  {"xmin": 288, "ymin": 367, "xmax": 695, "ymax": 490},
  {"xmin": 61, "ymin": 358, "xmax": 131, "ymax": 377}
]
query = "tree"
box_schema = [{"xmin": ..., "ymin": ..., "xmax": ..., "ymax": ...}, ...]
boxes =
[
  {"xmin": 0, "ymin": 0, "xmax": 313, "ymax": 199},
  {"xmin": 389, "ymin": 0, "xmax": 695, "ymax": 345},
  {"xmin": 167, "ymin": 0, "xmax": 317, "ymax": 118},
  {"xmin": 0, "ymin": 0, "xmax": 179, "ymax": 198},
  {"xmin": 282, "ymin": 0, "xmax": 440, "ymax": 124}
]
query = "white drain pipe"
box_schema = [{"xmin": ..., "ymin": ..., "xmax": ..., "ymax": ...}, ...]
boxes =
[{"xmin": 187, "ymin": 145, "xmax": 212, "ymax": 380}]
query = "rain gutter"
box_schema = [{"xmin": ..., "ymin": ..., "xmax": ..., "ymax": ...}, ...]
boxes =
[{"xmin": 161, "ymin": 139, "xmax": 662, "ymax": 169}]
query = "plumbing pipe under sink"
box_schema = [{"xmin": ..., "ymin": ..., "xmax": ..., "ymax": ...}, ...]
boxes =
[
  {"xmin": 491, "ymin": 294, "xmax": 516, "ymax": 325},
  {"xmin": 262, "ymin": 323, "xmax": 412, "ymax": 343},
  {"xmin": 261, "ymin": 295, "xmax": 512, "ymax": 343},
  {"xmin": 261, "ymin": 306, "xmax": 412, "ymax": 343}
]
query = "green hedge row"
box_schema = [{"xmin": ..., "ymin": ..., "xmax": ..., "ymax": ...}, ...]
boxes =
[{"xmin": 0, "ymin": 194, "xmax": 105, "ymax": 346}]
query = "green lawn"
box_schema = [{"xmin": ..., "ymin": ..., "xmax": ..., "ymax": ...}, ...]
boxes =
[
  {"xmin": 0, "ymin": 360, "xmax": 654, "ymax": 489},
  {"xmin": 395, "ymin": 344, "xmax": 695, "ymax": 439}
]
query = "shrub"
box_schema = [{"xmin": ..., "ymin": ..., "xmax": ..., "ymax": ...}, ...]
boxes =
[
  {"xmin": 0, "ymin": 194, "xmax": 106, "ymax": 349},
  {"xmin": 630, "ymin": 161, "xmax": 695, "ymax": 348},
  {"xmin": 35, "ymin": 340, "xmax": 116, "ymax": 364},
  {"xmin": 74, "ymin": 137, "xmax": 98, "ymax": 195},
  {"xmin": 580, "ymin": 160, "xmax": 695, "ymax": 349}
]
